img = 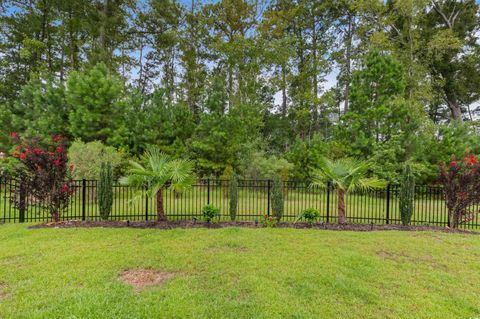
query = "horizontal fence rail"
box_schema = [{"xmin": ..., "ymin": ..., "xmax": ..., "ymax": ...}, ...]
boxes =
[{"xmin": 0, "ymin": 177, "xmax": 479, "ymax": 229}]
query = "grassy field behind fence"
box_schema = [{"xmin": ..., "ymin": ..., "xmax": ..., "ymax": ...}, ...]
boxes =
[{"xmin": 1, "ymin": 180, "xmax": 468, "ymax": 227}]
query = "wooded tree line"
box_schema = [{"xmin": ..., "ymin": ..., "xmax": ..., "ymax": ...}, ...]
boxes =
[{"xmin": 0, "ymin": 0, "xmax": 479, "ymax": 183}]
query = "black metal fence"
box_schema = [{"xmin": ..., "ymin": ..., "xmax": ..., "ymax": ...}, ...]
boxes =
[{"xmin": 1, "ymin": 177, "xmax": 479, "ymax": 229}]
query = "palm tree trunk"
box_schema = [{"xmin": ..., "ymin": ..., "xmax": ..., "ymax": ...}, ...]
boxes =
[
  {"xmin": 156, "ymin": 189, "xmax": 167, "ymax": 222},
  {"xmin": 338, "ymin": 189, "xmax": 346, "ymax": 224}
]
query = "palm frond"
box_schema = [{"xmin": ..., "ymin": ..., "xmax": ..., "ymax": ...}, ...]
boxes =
[
  {"xmin": 128, "ymin": 160, "xmax": 146, "ymax": 172},
  {"xmin": 128, "ymin": 188, "xmax": 146, "ymax": 205},
  {"xmin": 168, "ymin": 159, "xmax": 195, "ymax": 193},
  {"xmin": 142, "ymin": 146, "xmax": 169, "ymax": 173},
  {"xmin": 312, "ymin": 157, "xmax": 346, "ymax": 189},
  {"xmin": 118, "ymin": 178, "xmax": 145, "ymax": 206},
  {"xmin": 120, "ymin": 146, "xmax": 195, "ymax": 199},
  {"xmin": 148, "ymin": 183, "xmax": 163, "ymax": 198},
  {"xmin": 349, "ymin": 177, "xmax": 387, "ymax": 193},
  {"xmin": 118, "ymin": 176, "xmax": 129, "ymax": 186},
  {"xmin": 119, "ymin": 173, "xmax": 147, "ymax": 189},
  {"xmin": 310, "ymin": 169, "xmax": 331, "ymax": 188},
  {"xmin": 310, "ymin": 157, "xmax": 385, "ymax": 193}
]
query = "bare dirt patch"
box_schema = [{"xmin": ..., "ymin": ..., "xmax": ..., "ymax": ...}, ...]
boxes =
[
  {"xmin": 0, "ymin": 255, "xmax": 25, "ymax": 267},
  {"xmin": 29, "ymin": 220, "xmax": 479, "ymax": 235},
  {"xmin": 376, "ymin": 250, "xmax": 405, "ymax": 262},
  {"xmin": 0, "ymin": 283, "xmax": 11, "ymax": 300},
  {"xmin": 208, "ymin": 245, "xmax": 249, "ymax": 253},
  {"xmin": 119, "ymin": 269, "xmax": 176, "ymax": 290},
  {"xmin": 376, "ymin": 250, "xmax": 449, "ymax": 270}
]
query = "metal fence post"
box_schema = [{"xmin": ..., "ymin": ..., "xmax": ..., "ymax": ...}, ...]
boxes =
[
  {"xmin": 267, "ymin": 180, "xmax": 271, "ymax": 216},
  {"xmin": 145, "ymin": 186, "xmax": 149, "ymax": 221},
  {"xmin": 326, "ymin": 181, "xmax": 330, "ymax": 223},
  {"xmin": 386, "ymin": 183, "xmax": 391, "ymax": 224},
  {"xmin": 207, "ymin": 179, "xmax": 210, "ymax": 205},
  {"xmin": 18, "ymin": 178, "xmax": 26, "ymax": 223},
  {"xmin": 82, "ymin": 179, "xmax": 86, "ymax": 221}
]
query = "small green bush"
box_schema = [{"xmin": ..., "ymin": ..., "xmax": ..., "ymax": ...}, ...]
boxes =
[
  {"xmin": 243, "ymin": 151, "xmax": 293, "ymax": 180},
  {"xmin": 98, "ymin": 162, "xmax": 113, "ymax": 220},
  {"xmin": 299, "ymin": 208, "xmax": 320, "ymax": 225},
  {"xmin": 68, "ymin": 140, "xmax": 125, "ymax": 180},
  {"xmin": 0, "ymin": 156, "xmax": 22, "ymax": 177},
  {"xmin": 202, "ymin": 204, "xmax": 220, "ymax": 223},
  {"xmin": 229, "ymin": 174, "xmax": 238, "ymax": 221},
  {"xmin": 399, "ymin": 164, "xmax": 415, "ymax": 225}
]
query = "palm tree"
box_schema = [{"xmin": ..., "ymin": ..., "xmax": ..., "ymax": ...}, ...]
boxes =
[
  {"xmin": 120, "ymin": 147, "xmax": 195, "ymax": 222},
  {"xmin": 311, "ymin": 158, "xmax": 386, "ymax": 224}
]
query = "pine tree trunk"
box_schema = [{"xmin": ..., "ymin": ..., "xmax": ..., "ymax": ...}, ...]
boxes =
[
  {"xmin": 343, "ymin": 15, "xmax": 353, "ymax": 114},
  {"xmin": 99, "ymin": 0, "xmax": 109, "ymax": 59},
  {"xmin": 447, "ymin": 99, "xmax": 462, "ymax": 121},
  {"xmin": 312, "ymin": 15, "xmax": 318, "ymax": 121},
  {"xmin": 281, "ymin": 64, "xmax": 287, "ymax": 116},
  {"xmin": 445, "ymin": 77, "xmax": 462, "ymax": 121},
  {"xmin": 338, "ymin": 189, "xmax": 346, "ymax": 224},
  {"xmin": 156, "ymin": 188, "xmax": 167, "ymax": 222}
]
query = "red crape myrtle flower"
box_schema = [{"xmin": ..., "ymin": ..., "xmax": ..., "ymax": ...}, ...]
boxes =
[
  {"xmin": 9, "ymin": 133, "xmax": 74, "ymax": 222},
  {"xmin": 439, "ymin": 152, "xmax": 480, "ymax": 228},
  {"xmin": 52, "ymin": 134, "xmax": 62, "ymax": 142}
]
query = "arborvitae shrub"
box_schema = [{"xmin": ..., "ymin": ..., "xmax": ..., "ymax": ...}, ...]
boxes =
[
  {"xmin": 99, "ymin": 162, "xmax": 113, "ymax": 220},
  {"xmin": 271, "ymin": 177, "xmax": 284, "ymax": 221},
  {"xmin": 229, "ymin": 174, "xmax": 238, "ymax": 221},
  {"xmin": 399, "ymin": 164, "xmax": 415, "ymax": 225}
]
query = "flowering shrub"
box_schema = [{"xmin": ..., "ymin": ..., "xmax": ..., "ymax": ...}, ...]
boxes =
[
  {"xmin": 260, "ymin": 214, "xmax": 277, "ymax": 228},
  {"xmin": 10, "ymin": 133, "xmax": 74, "ymax": 222},
  {"xmin": 439, "ymin": 152, "xmax": 480, "ymax": 228}
]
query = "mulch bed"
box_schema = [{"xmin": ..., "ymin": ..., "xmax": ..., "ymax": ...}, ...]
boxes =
[{"xmin": 29, "ymin": 219, "xmax": 479, "ymax": 235}]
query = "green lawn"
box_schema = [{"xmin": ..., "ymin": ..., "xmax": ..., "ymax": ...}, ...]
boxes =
[{"xmin": 0, "ymin": 224, "xmax": 479, "ymax": 318}]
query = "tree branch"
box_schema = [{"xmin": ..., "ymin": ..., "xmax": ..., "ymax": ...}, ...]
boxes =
[{"xmin": 431, "ymin": 0, "xmax": 452, "ymax": 29}]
